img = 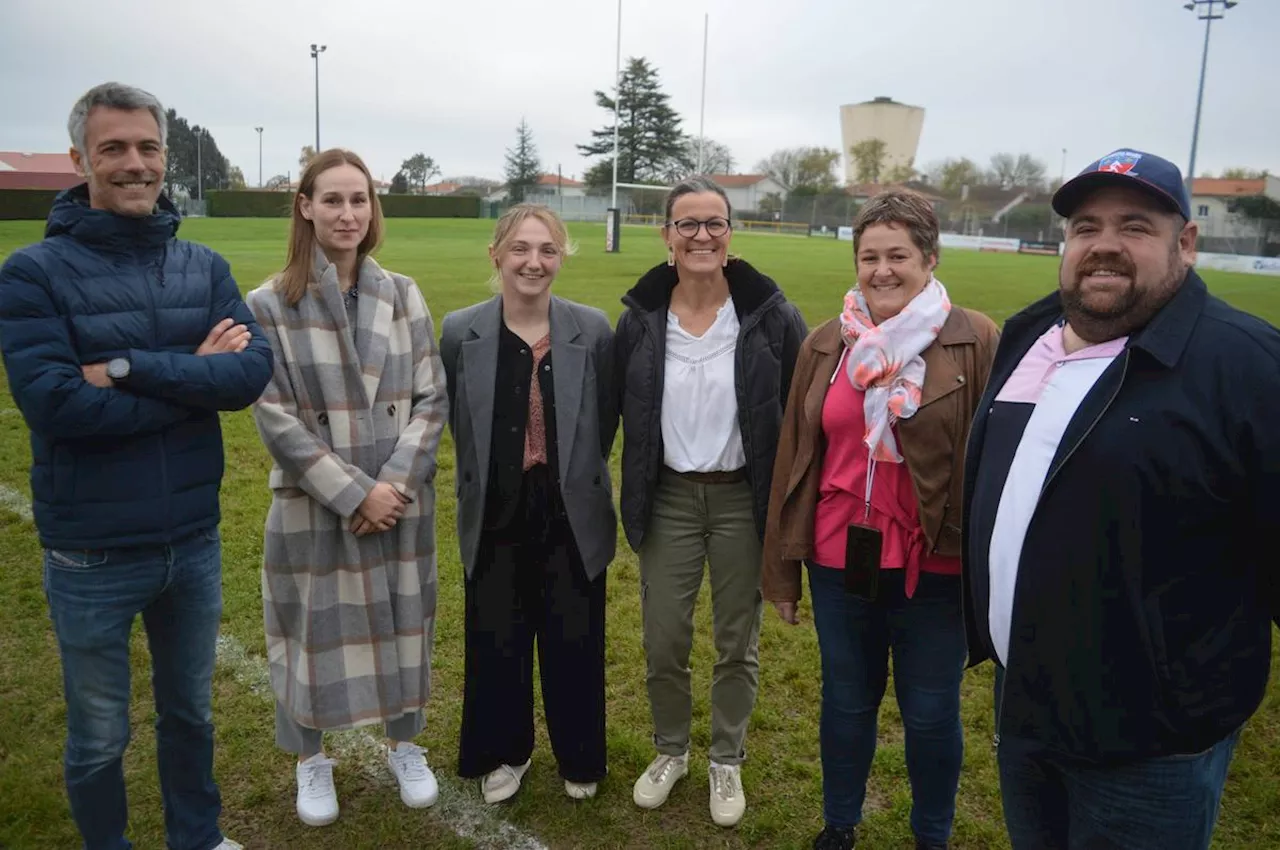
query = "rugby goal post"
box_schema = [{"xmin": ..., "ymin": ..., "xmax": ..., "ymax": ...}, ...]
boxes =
[{"xmin": 605, "ymin": 182, "xmax": 674, "ymax": 253}]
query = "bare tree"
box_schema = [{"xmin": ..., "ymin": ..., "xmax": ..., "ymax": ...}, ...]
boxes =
[
  {"xmin": 849, "ymin": 138, "xmax": 888, "ymax": 184},
  {"xmin": 987, "ymin": 152, "xmax": 1047, "ymax": 190},
  {"xmin": 678, "ymin": 136, "xmax": 735, "ymax": 177}
]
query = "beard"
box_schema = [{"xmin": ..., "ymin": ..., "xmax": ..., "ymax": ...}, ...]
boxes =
[{"xmin": 1059, "ymin": 244, "xmax": 1186, "ymax": 344}]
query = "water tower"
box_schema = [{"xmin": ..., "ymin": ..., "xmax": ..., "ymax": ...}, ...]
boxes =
[{"xmin": 839, "ymin": 96, "xmax": 925, "ymax": 184}]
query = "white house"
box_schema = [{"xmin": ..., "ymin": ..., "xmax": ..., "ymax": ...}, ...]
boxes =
[
  {"xmin": 706, "ymin": 174, "xmax": 788, "ymax": 215},
  {"xmin": 1190, "ymin": 176, "xmax": 1278, "ymax": 240},
  {"xmin": 486, "ymin": 174, "xmax": 587, "ymax": 203}
]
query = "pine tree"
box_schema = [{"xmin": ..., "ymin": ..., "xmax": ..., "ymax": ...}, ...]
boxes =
[
  {"xmin": 504, "ymin": 118, "xmax": 541, "ymax": 204},
  {"xmin": 162, "ymin": 109, "xmax": 229, "ymax": 197},
  {"xmin": 578, "ymin": 57, "xmax": 687, "ymax": 187}
]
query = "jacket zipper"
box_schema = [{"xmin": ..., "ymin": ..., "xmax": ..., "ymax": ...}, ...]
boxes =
[
  {"xmin": 735, "ymin": 301, "xmax": 771, "ymax": 479},
  {"xmin": 1039, "ymin": 349, "xmax": 1131, "ymax": 496},
  {"xmin": 638, "ymin": 312, "xmax": 664, "ymax": 481},
  {"xmin": 992, "ymin": 348, "xmax": 1132, "ymax": 751},
  {"xmin": 140, "ymin": 256, "xmax": 171, "ymax": 533}
]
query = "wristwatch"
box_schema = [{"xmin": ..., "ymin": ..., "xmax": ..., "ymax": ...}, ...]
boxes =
[{"xmin": 106, "ymin": 357, "xmax": 131, "ymax": 382}]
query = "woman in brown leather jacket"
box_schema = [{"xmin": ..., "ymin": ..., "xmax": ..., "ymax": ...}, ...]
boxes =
[{"xmin": 762, "ymin": 188, "xmax": 998, "ymax": 850}]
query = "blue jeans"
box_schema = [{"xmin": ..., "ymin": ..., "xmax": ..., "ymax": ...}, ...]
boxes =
[
  {"xmin": 43, "ymin": 528, "xmax": 226, "ymax": 850},
  {"xmin": 995, "ymin": 670, "xmax": 1240, "ymax": 850},
  {"xmin": 807, "ymin": 564, "xmax": 966, "ymax": 844}
]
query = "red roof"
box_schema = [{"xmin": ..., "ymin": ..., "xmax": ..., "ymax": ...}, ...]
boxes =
[
  {"xmin": 1190, "ymin": 178, "xmax": 1266, "ymax": 197},
  {"xmin": 709, "ymin": 174, "xmax": 770, "ymax": 188},
  {"xmin": 536, "ymin": 174, "xmax": 583, "ymax": 188},
  {"xmin": 422, "ymin": 181, "xmax": 463, "ymax": 194},
  {"xmin": 0, "ymin": 151, "xmax": 78, "ymax": 174},
  {"xmin": 0, "ymin": 152, "xmax": 80, "ymax": 190}
]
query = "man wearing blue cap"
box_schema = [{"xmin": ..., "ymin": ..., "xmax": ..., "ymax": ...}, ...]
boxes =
[{"xmin": 961, "ymin": 148, "xmax": 1280, "ymax": 849}]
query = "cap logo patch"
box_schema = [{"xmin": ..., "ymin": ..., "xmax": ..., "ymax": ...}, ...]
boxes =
[{"xmin": 1097, "ymin": 150, "xmax": 1143, "ymax": 176}]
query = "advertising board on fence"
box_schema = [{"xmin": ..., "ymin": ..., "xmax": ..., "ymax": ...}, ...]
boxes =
[
  {"xmin": 1019, "ymin": 240, "xmax": 1063, "ymax": 256},
  {"xmin": 841, "ymin": 232, "xmax": 1279, "ymax": 277},
  {"xmin": 939, "ymin": 233, "xmax": 1021, "ymax": 253},
  {"xmin": 1195, "ymin": 251, "xmax": 1280, "ymax": 277}
]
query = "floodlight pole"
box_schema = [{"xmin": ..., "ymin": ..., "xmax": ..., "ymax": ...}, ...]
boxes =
[
  {"xmin": 310, "ymin": 43, "xmax": 327, "ymax": 152},
  {"xmin": 1183, "ymin": 0, "xmax": 1237, "ymax": 196},
  {"xmin": 254, "ymin": 126, "xmax": 263, "ymax": 187}
]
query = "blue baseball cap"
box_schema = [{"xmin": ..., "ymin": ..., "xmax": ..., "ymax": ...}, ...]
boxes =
[{"xmin": 1052, "ymin": 149, "xmax": 1191, "ymax": 220}]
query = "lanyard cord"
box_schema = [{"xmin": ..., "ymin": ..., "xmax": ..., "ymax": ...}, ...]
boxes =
[
  {"xmin": 864, "ymin": 458, "xmax": 876, "ymax": 522},
  {"xmin": 833, "ymin": 345, "xmax": 876, "ymax": 523}
]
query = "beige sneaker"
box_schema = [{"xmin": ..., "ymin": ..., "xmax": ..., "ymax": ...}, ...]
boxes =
[
  {"xmin": 632, "ymin": 752, "xmax": 688, "ymax": 809},
  {"xmin": 709, "ymin": 762, "xmax": 745, "ymax": 827},
  {"xmin": 564, "ymin": 779, "xmax": 598, "ymax": 799},
  {"xmin": 482, "ymin": 759, "xmax": 531, "ymax": 804}
]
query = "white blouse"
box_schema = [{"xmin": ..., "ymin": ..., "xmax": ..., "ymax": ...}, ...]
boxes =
[{"xmin": 661, "ymin": 297, "xmax": 745, "ymax": 473}]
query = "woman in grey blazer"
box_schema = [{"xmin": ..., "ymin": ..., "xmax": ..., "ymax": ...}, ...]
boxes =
[{"xmin": 439, "ymin": 205, "xmax": 618, "ymax": 805}]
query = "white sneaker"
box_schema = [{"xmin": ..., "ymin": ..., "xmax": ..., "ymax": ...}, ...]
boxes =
[
  {"xmin": 482, "ymin": 759, "xmax": 531, "ymax": 804},
  {"xmin": 632, "ymin": 752, "xmax": 688, "ymax": 809},
  {"xmin": 388, "ymin": 741, "xmax": 439, "ymax": 808},
  {"xmin": 565, "ymin": 779, "xmax": 598, "ymax": 800},
  {"xmin": 296, "ymin": 753, "xmax": 339, "ymax": 827},
  {"xmin": 708, "ymin": 762, "xmax": 745, "ymax": 827},
  {"xmin": 212, "ymin": 841, "xmax": 244, "ymax": 850}
]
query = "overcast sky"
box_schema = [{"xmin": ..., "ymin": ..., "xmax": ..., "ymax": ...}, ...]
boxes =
[{"xmin": 3, "ymin": 0, "xmax": 1276, "ymax": 186}]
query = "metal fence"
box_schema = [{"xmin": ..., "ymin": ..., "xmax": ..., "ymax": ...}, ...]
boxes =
[
  {"xmin": 485, "ymin": 189, "xmax": 1280, "ymax": 258},
  {"xmin": 174, "ymin": 198, "xmax": 207, "ymax": 217},
  {"xmin": 1197, "ymin": 225, "xmax": 1280, "ymax": 257},
  {"xmin": 484, "ymin": 188, "xmax": 669, "ymax": 223}
]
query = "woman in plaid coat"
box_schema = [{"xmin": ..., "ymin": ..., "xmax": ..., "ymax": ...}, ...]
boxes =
[{"xmin": 246, "ymin": 149, "xmax": 449, "ymax": 828}]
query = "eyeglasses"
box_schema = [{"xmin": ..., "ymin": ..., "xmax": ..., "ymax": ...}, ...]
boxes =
[{"xmin": 666, "ymin": 217, "xmax": 731, "ymax": 238}]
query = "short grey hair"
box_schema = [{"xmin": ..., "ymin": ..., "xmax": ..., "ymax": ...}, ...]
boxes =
[
  {"xmin": 67, "ymin": 82, "xmax": 167, "ymax": 158},
  {"xmin": 664, "ymin": 174, "xmax": 732, "ymax": 223}
]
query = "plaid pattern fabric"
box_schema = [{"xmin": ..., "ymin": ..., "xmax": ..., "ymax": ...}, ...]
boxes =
[{"xmin": 246, "ymin": 249, "xmax": 448, "ymax": 731}]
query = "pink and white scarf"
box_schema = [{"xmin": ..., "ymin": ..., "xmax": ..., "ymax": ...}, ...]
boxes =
[{"xmin": 839, "ymin": 277, "xmax": 952, "ymax": 463}]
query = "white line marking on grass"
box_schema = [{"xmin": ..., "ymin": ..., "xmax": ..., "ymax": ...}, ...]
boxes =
[
  {"xmin": 0, "ymin": 487, "xmax": 548, "ymax": 849},
  {"xmin": 0, "ymin": 484, "xmax": 33, "ymax": 522},
  {"xmin": 214, "ymin": 634, "xmax": 550, "ymax": 850}
]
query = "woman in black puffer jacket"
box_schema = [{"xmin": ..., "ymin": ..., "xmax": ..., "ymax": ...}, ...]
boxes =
[{"xmin": 614, "ymin": 175, "xmax": 806, "ymax": 829}]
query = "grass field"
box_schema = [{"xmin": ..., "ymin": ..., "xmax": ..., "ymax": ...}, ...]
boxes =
[{"xmin": 0, "ymin": 217, "xmax": 1277, "ymax": 849}]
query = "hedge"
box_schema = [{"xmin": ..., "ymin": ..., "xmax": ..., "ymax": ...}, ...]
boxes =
[
  {"xmin": 205, "ymin": 191, "xmax": 293, "ymax": 218},
  {"xmin": 206, "ymin": 191, "xmax": 480, "ymax": 218},
  {"xmin": 0, "ymin": 189, "xmax": 482, "ymax": 220},
  {"xmin": 380, "ymin": 194, "xmax": 480, "ymax": 218},
  {"xmin": 0, "ymin": 189, "xmax": 61, "ymax": 221}
]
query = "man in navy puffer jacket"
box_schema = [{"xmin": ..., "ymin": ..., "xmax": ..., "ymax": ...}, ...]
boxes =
[{"xmin": 0, "ymin": 82, "xmax": 271, "ymax": 850}]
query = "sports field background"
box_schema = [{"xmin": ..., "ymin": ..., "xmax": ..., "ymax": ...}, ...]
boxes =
[{"xmin": 0, "ymin": 218, "xmax": 1276, "ymax": 849}]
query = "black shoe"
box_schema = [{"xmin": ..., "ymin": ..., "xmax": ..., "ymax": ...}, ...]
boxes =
[
  {"xmin": 813, "ymin": 825, "xmax": 857, "ymax": 850},
  {"xmin": 914, "ymin": 840, "xmax": 948, "ymax": 850}
]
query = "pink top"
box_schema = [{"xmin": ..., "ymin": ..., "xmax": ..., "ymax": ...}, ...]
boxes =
[
  {"xmin": 995, "ymin": 322, "xmax": 1129, "ymax": 404},
  {"xmin": 813, "ymin": 366, "xmax": 961, "ymax": 598}
]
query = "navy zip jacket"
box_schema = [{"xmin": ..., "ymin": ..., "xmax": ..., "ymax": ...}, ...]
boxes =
[
  {"xmin": 963, "ymin": 269, "xmax": 1280, "ymax": 763},
  {"xmin": 0, "ymin": 185, "xmax": 273, "ymax": 549}
]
